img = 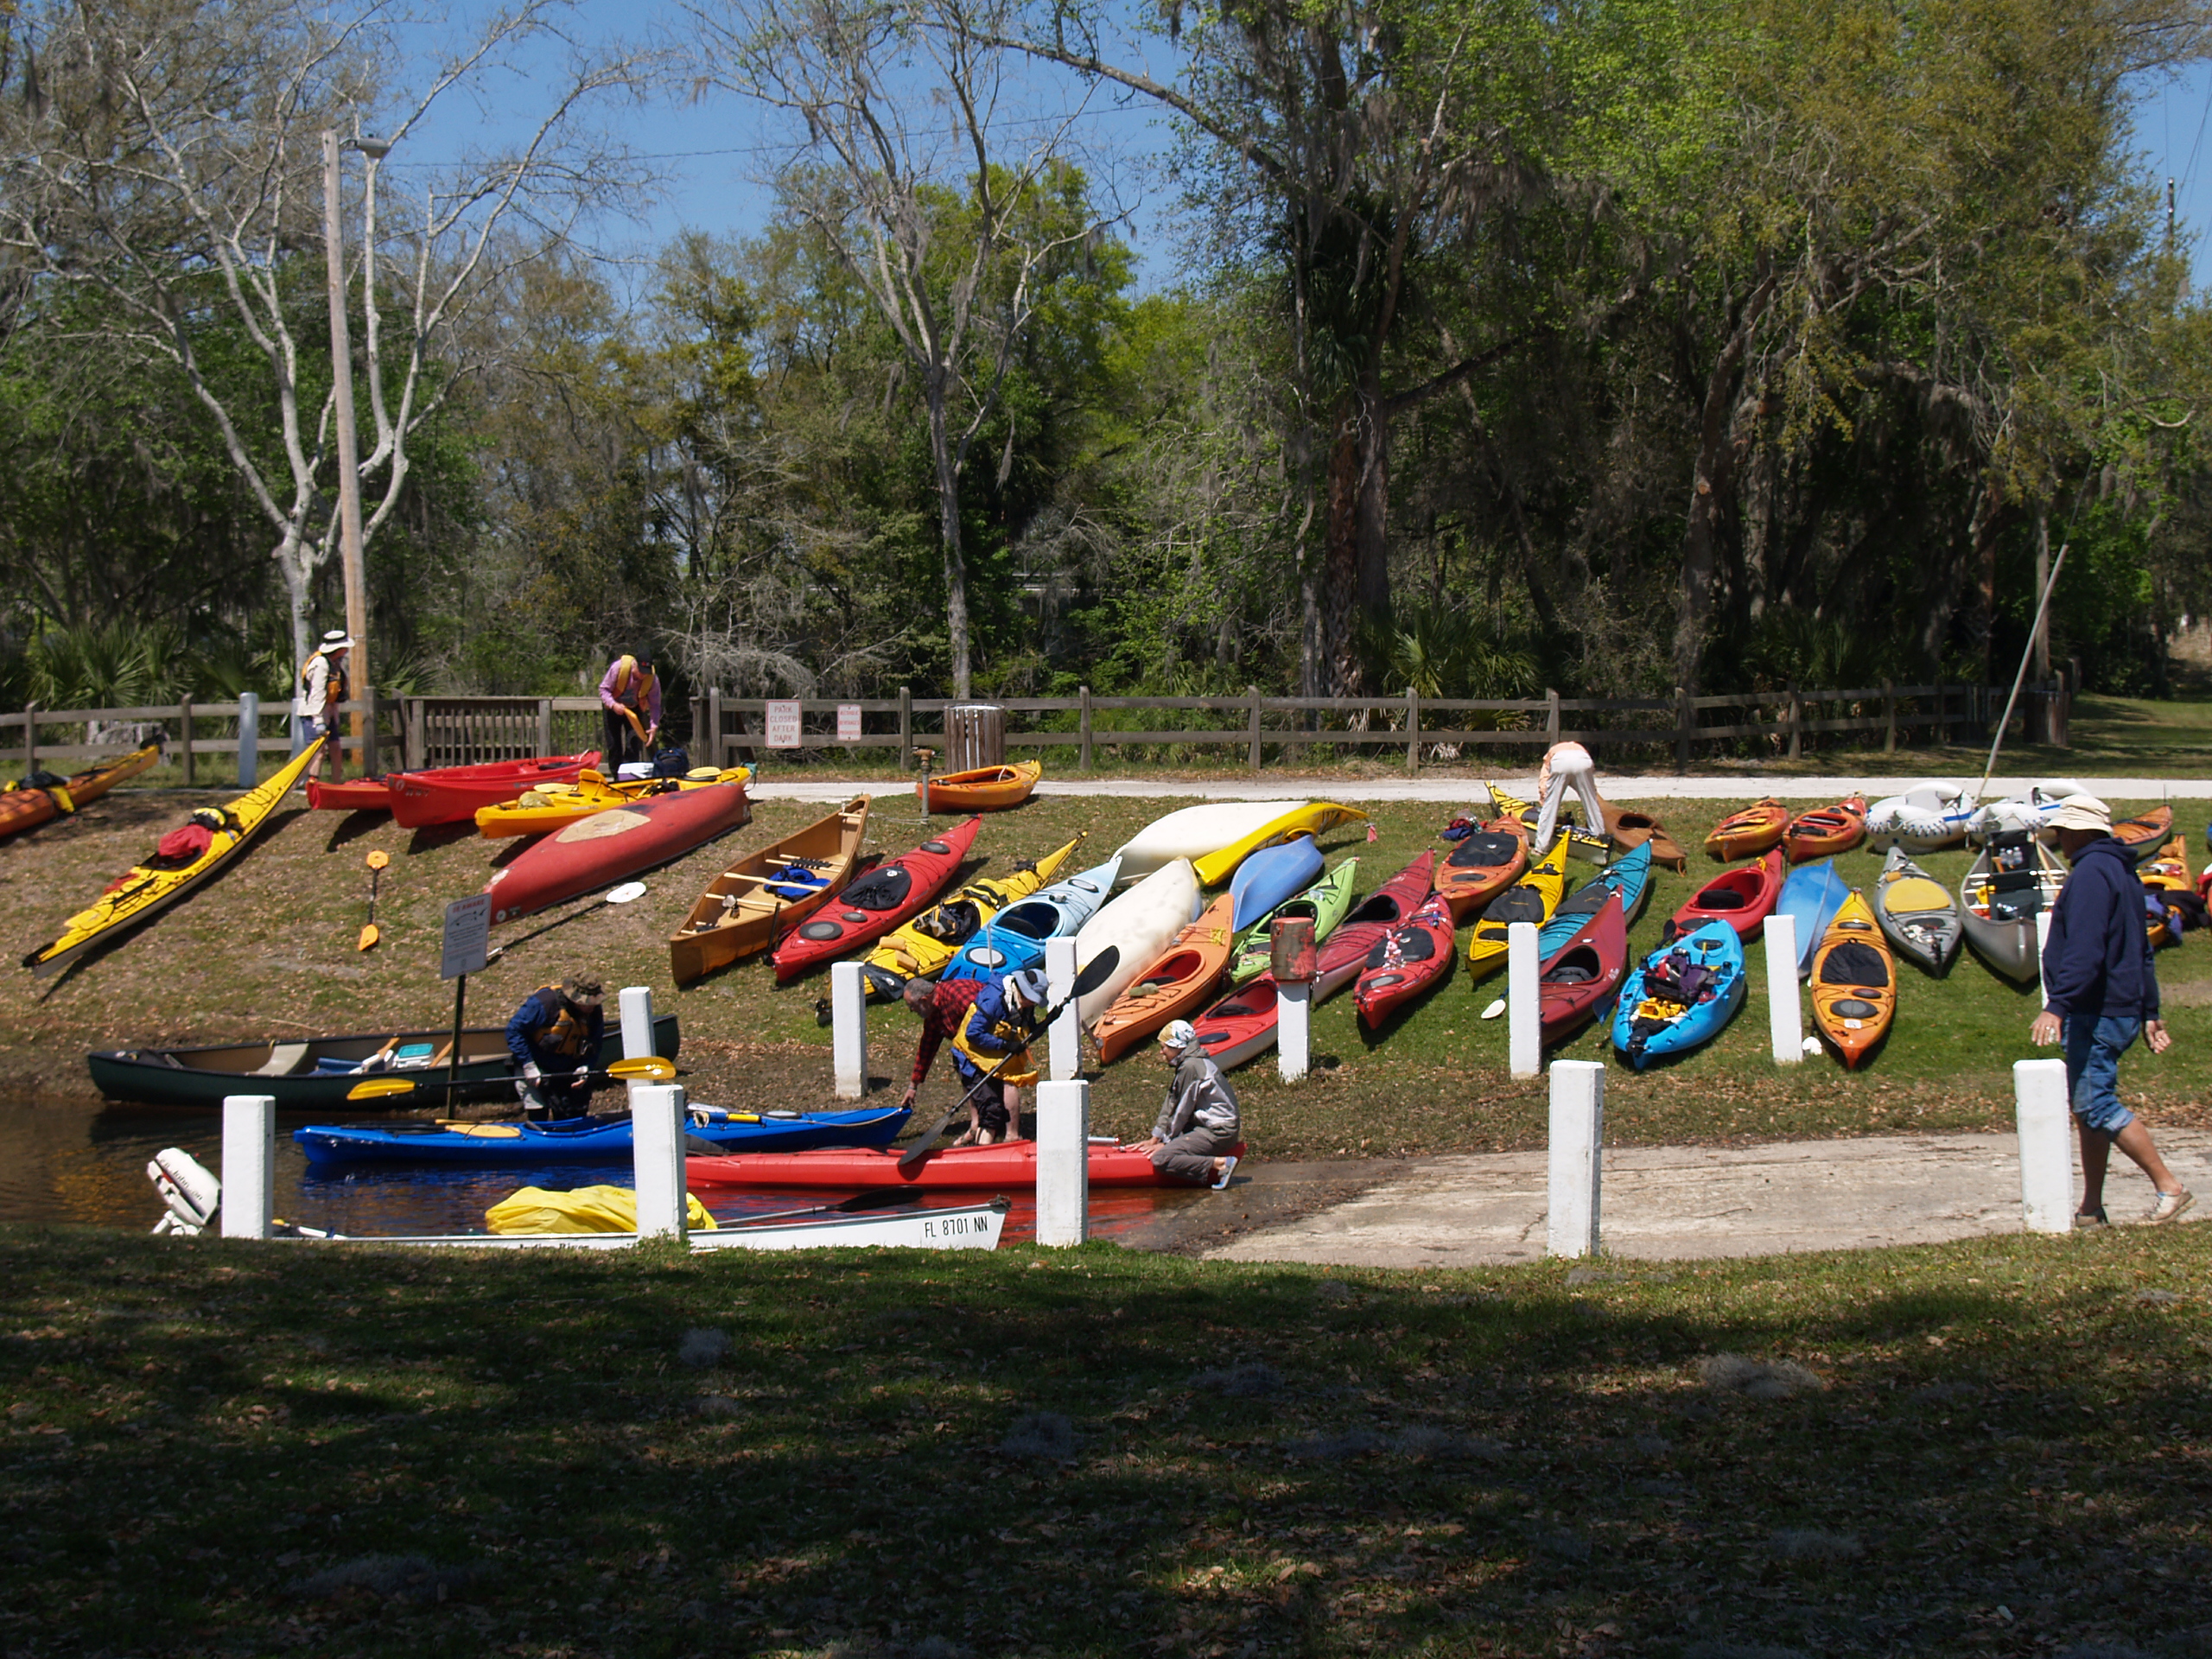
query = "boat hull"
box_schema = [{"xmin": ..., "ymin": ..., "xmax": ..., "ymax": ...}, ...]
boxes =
[
  {"xmin": 1704, "ymin": 798, "xmax": 1789, "ymax": 861},
  {"xmin": 1094, "ymin": 893, "xmax": 1238, "ymax": 1062},
  {"xmin": 296, "ymin": 1103, "xmax": 905, "ymax": 1166},
  {"xmin": 1538, "ymin": 842, "xmax": 1651, "ymax": 958},
  {"xmin": 1074, "ymin": 860, "xmax": 1204, "ymax": 1024},
  {"xmin": 1192, "ymin": 803, "xmax": 1368, "ymax": 887},
  {"xmin": 857, "ymin": 837, "xmax": 1081, "ymax": 1000},
  {"xmin": 1538, "ymin": 893, "xmax": 1626, "ymax": 1045},
  {"xmin": 1776, "ymin": 860, "xmax": 1851, "ymax": 978},
  {"xmin": 1784, "ymin": 796, "xmax": 1868, "ymax": 861},
  {"xmin": 1960, "ymin": 835, "xmax": 2066, "ymax": 982},
  {"xmin": 1874, "ymin": 846, "xmax": 1961, "ymax": 975},
  {"xmin": 1114, "ymin": 802, "xmax": 1307, "ymax": 884},
  {"xmin": 1668, "ymin": 849, "xmax": 1783, "ymax": 943},
  {"xmin": 686, "ymin": 1139, "xmax": 1247, "ymax": 1189},
  {"xmin": 386, "ymin": 753, "xmax": 603, "ymax": 828},
  {"xmin": 940, "ymin": 856, "xmax": 1122, "ymax": 984},
  {"xmin": 771, "ymin": 816, "xmax": 981, "ymax": 982},
  {"xmin": 671, "ymin": 798, "xmax": 870, "ymax": 983},
  {"xmin": 0, "ymin": 744, "xmax": 162, "ymax": 840},
  {"xmin": 920, "ymin": 761, "xmax": 1042, "ymax": 812},
  {"xmin": 486, "ymin": 782, "xmax": 751, "ymax": 925}
]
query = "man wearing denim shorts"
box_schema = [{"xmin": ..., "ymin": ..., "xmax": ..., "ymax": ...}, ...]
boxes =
[{"xmin": 2030, "ymin": 794, "xmax": 2193, "ymax": 1226}]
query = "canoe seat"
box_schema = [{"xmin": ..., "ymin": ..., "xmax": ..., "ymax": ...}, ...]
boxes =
[{"xmin": 251, "ymin": 1042, "xmax": 312, "ymax": 1077}]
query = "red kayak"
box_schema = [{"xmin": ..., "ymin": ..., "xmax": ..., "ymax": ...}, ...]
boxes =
[
  {"xmin": 770, "ymin": 816, "xmax": 982, "ymax": 982},
  {"xmin": 1194, "ymin": 853, "xmax": 1434, "ymax": 1071},
  {"xmin": 305, "ymin": 776, "xmax": 396, "ymax": 812},
  {"xmin": 386, "ymin": 753, "xmax": 602, "ymax": 829},
  {"xmin": 1352, "ymin": 893, "xmax": 1457, "ymax": 1028},
  {"xmin": 1664, "ymin": 848, "xmax": 1784, "ymax": 943},
  {"xmin": 686, "ymin": 1139, "xmax": 1247, "ymax": 1190},
  {"xmin": 1538, "ymin": 891, "xmax": 1626, "ymax": 1044},
  {"xmin": 484, "ymin": 779, "xmax": 750, "ymax": 924}
]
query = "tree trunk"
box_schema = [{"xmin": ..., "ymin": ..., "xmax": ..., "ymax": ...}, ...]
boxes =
[
  {"xmin": 1969, "ymin": 479, "xmax": 2005, "ymax": 683},
  {"xmin": 1675, "ymin": 354, "xmax": 1745, "ymax": 690},
  {"xmin": 276, "ymin": 527, "xmax": 313, "ymax": 673},
  {"xmin": 925, "ymin": 380, "xmax": 972, "ymax": 698},
  {"xmin": 1353, "ymin": 370, "xmax": 1390, "ymax": 641},
  {"xmin": 1323, "ymin": 400, "xmax": 1362, "ymax": 696}
]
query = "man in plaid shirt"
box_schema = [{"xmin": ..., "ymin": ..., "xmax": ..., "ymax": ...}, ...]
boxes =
[{"xmin": 898, "ymin": 976, "xmax": 983, "ymax": 1113}]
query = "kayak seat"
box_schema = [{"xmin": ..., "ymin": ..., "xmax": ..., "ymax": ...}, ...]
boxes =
[
  {"xmin": 1548, "ymin": 964, "xmax": 1596, "ymax": 985},
  {"xmin": 1700, "ymin": 890, "xmax": 1748, "ymax": 911},
  {"xmin": 842, "ymin": 866, "xmax": 915, "ymax": 912},
  {"xmin": 1489, "ymin": 891, "xmax": 1547, "ymax": 923},
  {"xmin": 1820, "ymin": 941, "xmax": 1889, "ymax": 987},
  {"xmin": 1830, "ymin": 997, "xmax": 1882, "ymax": 1019},
  {"xmin": 252, "ymin": 1043, "xmax": 313, "ymax": 1077},
  {"xmin": 1446, "ymin": 833, "xmax": 1522, "ymax": 869}
]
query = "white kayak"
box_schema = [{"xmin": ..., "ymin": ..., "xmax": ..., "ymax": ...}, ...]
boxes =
[
  {"xmin": 1075, "ymin": 858, "xmax": 1204, "ymax": 1024},
  {"xmin": 1866, "ymin": 783, "xmax": 1978, "ymax": 853},
  {"xmin": 1115, "ymin": 801, "xmax": 1311, "ymax": 884},
  {"xmin": 346, "ymin": 1204, "xmax": 1010, "ymax": 1251}
]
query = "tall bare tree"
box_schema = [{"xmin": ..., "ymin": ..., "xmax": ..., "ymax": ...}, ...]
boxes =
[
  {"xmin": 691, "ymin": 0, "xmax": 1109, "ymax": 697},
  {"xmin": 0, "ymin": 0, "xmax": 652, "ymax": 668}
]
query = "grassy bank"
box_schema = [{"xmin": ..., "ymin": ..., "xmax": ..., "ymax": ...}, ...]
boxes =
[
  {"xmin": 3, "ymin": 1223, "xmax": 2208, "ymax": 1657},
  {"xmin": 4, "ymin": 785, "xmax": 2210, "ymax": 1156}
]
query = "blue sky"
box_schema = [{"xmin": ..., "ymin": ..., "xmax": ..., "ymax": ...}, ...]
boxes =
[{"xmin": 391, "ymin": 4, "xmax": 2212, "ymax": 298}]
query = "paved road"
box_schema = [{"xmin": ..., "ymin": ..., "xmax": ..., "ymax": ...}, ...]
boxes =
[
  {"xmin": 1196, "ymin": 1128, "xmax": 2212, "ymax": 1268},
  {"xmin": 753, "ymin": 774, "xmax": 2212, "ymax": 804}
]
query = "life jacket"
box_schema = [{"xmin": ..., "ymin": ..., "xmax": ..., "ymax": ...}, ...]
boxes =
[
  {"xmin": 951, "ymin": 988, "xmax": 1039, "ymax": 1085},
  {"xmin": 299, "ymin": 650, "xmax": 349, "ymax": 708},
  {"xmin": 531, "ymin": 985, "xmax": 594, "ymax": 1058},
  {"xmin": 608, "ymin": 656, "xmax": 655, "ymax": 713}
]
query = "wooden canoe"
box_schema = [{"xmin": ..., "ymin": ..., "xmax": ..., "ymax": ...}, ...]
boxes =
[
  {"xmin": 0, "ymin": 741, "xmax": 162, "ymax": 841},
  {"xmin": 1608, "ymin": 810, "xmax": 1687, "ymax": 870},
  {"xmin": 920, "ymin": 761, "xmax": 1042, "ymax": 812},
  {"xmin": 1808, "ymin": 892, "xmax": 1895, "ymax": 1069},
  {"xmin": 2113, "ymin": 803, "xmax": 2174, "ymax": 869},
  {"xmin": 1783, "ymin": 795, "xmax": 1868, "ymax": 862},
  {"xmin": 1704, "ymin": 798, "xmax": 1789, "ymax": 861},
  {"xmin": 1092, "ymin": 892, "xmax": 1238, "ymax": 1063},
  {"xmin": 670, "ymin": 797, "xmax": 870, "ymax": 984}
]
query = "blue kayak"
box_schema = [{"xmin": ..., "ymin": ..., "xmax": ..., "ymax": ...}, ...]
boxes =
[
  {"xmin": 1230, "ymin": 836, "xmax": 1324, "ymax": 931},
  {"xmin": 1538, "ymin": 842, "xmax": 1652, "ymax": 960},
  {"xmin": 295, "ymin": 1103, "xmax": 910, "ymax": 1167},
  {"xmin": 1777, "ymin": 860, "xmax": 1851, "ymax": 977},
  {"xmin": 942, "ymin": 855, "xmax": 1122, "ymax": 983},
  {"xmin": 1611, "ymin": 922, "xmax": 1746, "ymax": 1069}
]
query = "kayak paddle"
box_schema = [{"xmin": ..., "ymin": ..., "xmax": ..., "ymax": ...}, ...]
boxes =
[
  {"xmin": 357, "ymin": 849, "xmax": 391, "ymax": 952},
  {"xmin": 346, "ymin": 1053, "xmax": 676, "ymax": 1101},
  {"xmin": 896, "ymin": 948, "xmax": 1120, "ymax": 1172},
  {"xmin": 486, "ymin": 880, "xmax": 648, "ymax": 963}
]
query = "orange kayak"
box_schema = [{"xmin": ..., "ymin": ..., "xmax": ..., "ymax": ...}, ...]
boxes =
[
  {"xmin": 1704, "ymin": 798, "xmax": 1789, "ymax": 861},
  {"xmin": 1435, "ymin": 818, "xmax": 1530, "ymax": 921},
  {"xmin": 0, "ymin": 742, "xmax": 162, "ymax": 840},
  {"xmin": 921, "ymin": 761, "xmax": 1041, "ymax": 812},
  {"xmin": 1093, "ymin": 893, "xmax": 1238, "ymax": 1063},
  {"xmin": 1808, "ymin": 892, "xmax": 1895, "ymax": 1069},
  {"xmin": 1784, "ymin": 795, "xmax": 1868, "ymax": 861},
  {"xmin": 2113, "ymin": 804, "xmax": 2173, "ymax": 869}
]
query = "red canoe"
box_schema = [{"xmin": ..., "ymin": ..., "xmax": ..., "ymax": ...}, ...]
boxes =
[
  {"xmin": 770, "ymin": 816, "xmax": 982, "ymax": 982},
  {"xmin": 1352, "ymin": 893, "xmax": 1457, "ymax": 1028},
  {"xmin": 1665, "ymin": 848, "xmax": 1784, "ymax": 943},
  {"xmin": 686, "ymin": 1139, "xmax": 1248, "ymax": 1190},
  {"xmin": 386, "ymin": 753, "xmax": 602, "ymax": 829},
  {"xmin": 483, "ymin": 779, "xmax": 750, "ymax": 924},
  {"xmin": 305, "ymin": 776, "xmax": 396, "ymax": 812},
  {"xmin": 1193, "ymin": 853, "xmax": 1435, "ymax": 1071},
  {"xmin": 1538, "ymin": 892, "xmax": 1626, "ymax": 1044}
]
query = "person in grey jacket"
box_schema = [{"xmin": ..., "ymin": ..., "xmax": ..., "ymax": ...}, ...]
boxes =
[{"xmin": 1132, "ymin": 1020, "xmax": 1240, "ymax": 1187}]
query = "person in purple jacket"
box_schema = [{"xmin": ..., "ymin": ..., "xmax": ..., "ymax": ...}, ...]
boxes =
[
  {"xmin": 598, "ymin": 651, "xmax": 661, "ymax": 771},
  {"xmin": 2030, "ymin": 795, "xmax": 2192, "ymax": 1226}
]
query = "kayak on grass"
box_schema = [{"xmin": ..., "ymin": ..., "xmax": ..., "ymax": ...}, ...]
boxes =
[
  {"xmin": 857, "ymin": 836, "xmax": 1083, "ymax": 1001},
  {"xmin": 484, "ymin": 779, "xmax": 751, "ymax": 925},
  {"xmin": 0, "ymin": 742, "xmax": 162, "ymax": 841},
  {"xmin": 918, "ymin": 761, "xmax": 1042, "ymax": 813},
  {"xmin": 771, "ymin": 816, "xmax": 982, "ymax": 982},
  {"xmin": 671, "ymin": 797, "xmax": 871, "ymax": 983},
  {"xmin": 1611, "ymin": 922, "xmax": 1746, "ymax": 1070},
  {"xmin": 474, "ymin": 766, "xmax": 752, "ymax": 837}
]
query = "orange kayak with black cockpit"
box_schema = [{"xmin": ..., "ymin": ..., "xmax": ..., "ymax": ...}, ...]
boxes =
[{"xmin": 0, "ymin": 742, "xmax": 162, "ymax": 841}]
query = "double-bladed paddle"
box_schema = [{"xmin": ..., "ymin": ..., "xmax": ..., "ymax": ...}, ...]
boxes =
[
  {"xmin": 345, "ymin": 1053, "xmax": 676, "ymax": 1102},
  {"xmin": 486, "ymin": 880, "xmax": 649, "ymax": 963},
  {"xmin": 895, "ymin": 948, "xmax": 1120, "ymax": 1172},
  {"xmin": 357, "ymin": 849, "xmax": 391, "ymax": 952}
]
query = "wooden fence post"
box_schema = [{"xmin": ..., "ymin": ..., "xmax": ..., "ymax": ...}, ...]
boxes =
[
  {"xmin": 1674, "ymin": 685, "xmax": 1691, "ymax": 773},
  {"xmin": 1935, "ymin": 677, "xmax": 1948, "ymax": 747},
  {"xmin": 896, "ymin": 686, "xmax": 911, "ymax": 771},
  {"xmin": 1883, "ymin": 679, "xmax": 1896, "ymax": 753},
  {"xmin": 1405, "ymin": 687, "xmax": 1420, "ymax": 776},
  {"xmin": 404, "ymin": 698, "xmax": 424, "ymax": 770},
  {"xmin": 709, "ymin": 689, "xmax": 725, "ymax": 769},
  {"xmin": 1078, "ymin": 685, "xmax": 1093, "ymax": 772},
  {"xmin": 1787, "ymin": 683, "xmax": 1802, "ymax": 760},
  {"xmin": 1247, "ymin": 685, "xmax": 1262, "ymax": 772},
  {"xmin": 1544, "ymin": 689, "xmax": 1560, "ymax": 744},
  {"xmin": 536, "ymin": 698, "xmax": 553, "ymax": 759},
  {"xmin": 178, "ymin": 698, "xmax": 195, "ymax": 787},
  {"xmin": 22, "ymin": 705, "xmax": 35, "ymax": 772}
]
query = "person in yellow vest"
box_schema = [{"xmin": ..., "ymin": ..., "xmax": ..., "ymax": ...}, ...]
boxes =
[
  {"xmin": 948, "ymin": 967, "xmax": 1045, "ymax": 1144},
  {"xmin": 292, "ymin": 630, "xmax": 350, "ymax": 785},
  {"xmin": 505, "ymin": 977, "xmax": 606, "ymax": 1121},
  {"xmin": 598, "ymin": 650, "xmax": 661, "ymax": 772}
]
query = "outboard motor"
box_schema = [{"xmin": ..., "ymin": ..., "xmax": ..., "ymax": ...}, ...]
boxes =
[{"xmin": 148, "ymin": 1148, "xmax": 219, "ymax": 1236}]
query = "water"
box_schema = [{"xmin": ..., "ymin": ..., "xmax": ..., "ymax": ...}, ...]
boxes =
[{"xmin": 0, "ymin": 1093, "xmax": 1205, "ymax": 1245}]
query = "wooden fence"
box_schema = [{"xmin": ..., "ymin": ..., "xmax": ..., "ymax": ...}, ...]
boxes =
[{"xmin": 0, "ymin": 678, "xmax": 2069, "ymax": 780}]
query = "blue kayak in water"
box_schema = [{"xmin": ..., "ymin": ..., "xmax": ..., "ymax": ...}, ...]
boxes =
[
  {"xmin": 1776, "ymin": 860, "xmax": 1851, "ymax": 976},
  {"xmin": 1611, "ymin": 922, "xmax": 1746, "ymax": 1069},
  {"xmin": 1538, "ymin": 842, "xmax": 1653, "ymax": 960},
  {"xmin": 295, "ymin": 1103, "xmax": 911, "ymax": 1166},
  {"xmin": 1229, "ymin": 836, "xmax": 1325, "ymax": 931}
]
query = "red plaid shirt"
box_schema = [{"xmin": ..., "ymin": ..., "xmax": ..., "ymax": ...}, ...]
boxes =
[{"xmin": 911, "ymin": 978, "xmax": 985, "ymax": 1085}]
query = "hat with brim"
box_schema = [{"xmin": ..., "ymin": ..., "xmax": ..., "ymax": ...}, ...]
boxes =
[
  {"xmin": 1006, "ymin": 969, "xmax": 1050, "ymax": 1006},
  {"xmin": 2047, "ymin": 794, "xmax": 2112, "ymax": 834},
  {"xmin": 320, "ymin": 629, "xmax": 353, "ymax": 651}
]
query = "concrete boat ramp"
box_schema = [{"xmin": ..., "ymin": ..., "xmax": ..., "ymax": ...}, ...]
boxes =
[{"xmin": 1170, "ymin": 1128, "xmax": 2212, "ymax": 1268}]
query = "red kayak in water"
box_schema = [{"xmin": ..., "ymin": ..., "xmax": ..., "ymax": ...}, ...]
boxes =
[
  {"xmin": 484, "ymin": 779, "xmax": 751, "ymax": 923},
  {"xmin": 685, "ymin": 1139, "xmax": 1248, "ymax": 1190},
  {"xmin": 385, "ymin": 753, "xmax": 603, "ymax": 828},
  {"xmin": 769, "ymin": 816, "xmax": 982, "ymax": 982}
]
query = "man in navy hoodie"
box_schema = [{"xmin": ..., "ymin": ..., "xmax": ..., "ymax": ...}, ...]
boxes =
[{"xmin": 2031, "ymin": 796, "xmax": 2193, "ymax": 1225}]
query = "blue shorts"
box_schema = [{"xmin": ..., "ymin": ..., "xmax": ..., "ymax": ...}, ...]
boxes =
[{"xmin": 2063, "ymin": 1014, "xmax": 2140, "ymax": 1136}]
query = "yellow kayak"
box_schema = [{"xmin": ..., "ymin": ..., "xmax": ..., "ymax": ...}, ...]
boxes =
[
  {"xmin": 474, "ymin": 766, "xmax": 753, "ymax": 838},
  {"xmin": 859, "ymin": 835, "xmax": 1081, "ymax": 998},
  {"xmin": 1464, "ymin": 838, "xmax": 1569, "ymax": 980},
  {"xmin": 1486, "ymin": 785, "xmax": 1609, "ymax": 858},
  {"xmin": 1191, "ymin": 802, "xmax": 1370, "ymax": 887},
  {"xmin": 24, "ymin": 739, "xmax": 325, "ymax": 977}
]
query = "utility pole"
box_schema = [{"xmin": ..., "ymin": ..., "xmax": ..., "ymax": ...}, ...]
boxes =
[{"xmin": 321, "ymin": 129, "xmax": 390, "ymax": 778}]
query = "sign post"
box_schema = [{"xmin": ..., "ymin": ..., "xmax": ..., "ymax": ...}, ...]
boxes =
[
  {"xmin": 441, "ymin": 893, "xmax": 492, "ymax": 1098},
  {"xmin": 766, "ymin": 700, "xmax": 803, "ymax": 750}
]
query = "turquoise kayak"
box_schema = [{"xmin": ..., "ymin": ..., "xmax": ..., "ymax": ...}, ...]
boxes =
[
  {"xmin": 1777, "ymin": 860, "xmax": 1851, "ymax": 977},
  {"xmin": 1539, "ymin": 842, "xmax": 1652, "ymax": 959},
  {"xmin": 1611, "ymin": 922, "xmax": 1746, "ymax": 1069},
  {"xmin": 296, "ymin": 1104, "xmax": 910, "ymax": 1167}
]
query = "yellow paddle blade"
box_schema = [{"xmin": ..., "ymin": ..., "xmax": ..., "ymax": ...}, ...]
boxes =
[
  {"xmin": 365, "ymin": 849, "xmax": 391, "ymax": 871},
  {"xmin": 356, "ymin": 922, "xmax": 380, "ymax": 952},
  {"xmin": 346, "ymin": 1076, "xmax": 417, "ymax": 1100},
  {"xmin": 608, "ymin": 1055, "xmax": 676, "ymax": 1081}
]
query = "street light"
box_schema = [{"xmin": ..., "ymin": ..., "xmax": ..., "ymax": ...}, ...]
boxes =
[{"xmin": 321, "ymin": 130, "xmax": 390, "ymax": 778}]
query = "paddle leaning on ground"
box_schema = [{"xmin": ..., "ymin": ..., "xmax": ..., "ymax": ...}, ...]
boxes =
[
  {"xmin": 357, "ymin": 850, "xmax": 391, "ymax": 951},
  {"xmin": 344, "ymin": 1054, "xmax": 676, "ymax": 1102},
  {"xmin": 896, "ymin": 949, "xmax": 1121, "ymax": 1170}
]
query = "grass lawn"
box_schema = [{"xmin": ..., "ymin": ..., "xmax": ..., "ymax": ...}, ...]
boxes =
[
  {"xmin": 3, "ymin": 1222, "xmax": 2209, "ymax": 1656},
  {"xmin": 4, "ymin": 785, "xmax": 2209, "ymax": 1160}
]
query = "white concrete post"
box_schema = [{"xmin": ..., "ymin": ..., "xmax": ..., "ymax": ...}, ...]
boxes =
[
  {"xmin": 1508, "ymin": 920, "xmax": 1541, "ymax": 1077},
  {"xmin": 1764, "ymin": 912, "xmax": 1802, "ymax": 1064},
  {"xmin": 630, "ymin": 1084, "xmax": 689, "ymax": 1244},
  {"xmin": 1277, "ymin": 980, "xmax": 1312, "ymax": 1083},
  {"xmin": 830, "ymin": 961, "xmax": 868, "ymax": 1098},
  {"xmin": 237, "ymin": 691, "xmax": 259, "ymax": 789},
  {"xmin": 620, "ymin": 984, "xmax": 655, "ymax": 1109},
  {"xmin": 1546, "ymin": 1061, "xmax": 1604, "ymax": 1258},
  {"xmin": 2014, "ymin": 1058, "xmax": 2074, "ymax": 1234},
  {"xmin": 1046, "ymin": 937, "xmax": 1080, "ymax": 1082},
  {"xmin": 1033, "ymin": 1078, "xmax": 1091, "ymax": 1247},
  {"xmin": 219, "ymin": 1095, "xmax": 276, "ymax": 1239},
  {"xmin": 2035, "ymin": 910, "xmax": 2054, "ymax": 1007}
]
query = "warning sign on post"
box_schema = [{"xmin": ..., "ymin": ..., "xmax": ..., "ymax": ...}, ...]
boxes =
[
  {"xmin": 441, "ymin": 893, "xmax": 491, "ymax": 981},
  {"xmin": 836, "ymin": 704, "xmax": 861, "ymax": 742},
  {"xmin": 765, "ymin": 700, "xmax": 803, "ymax": 748}
]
